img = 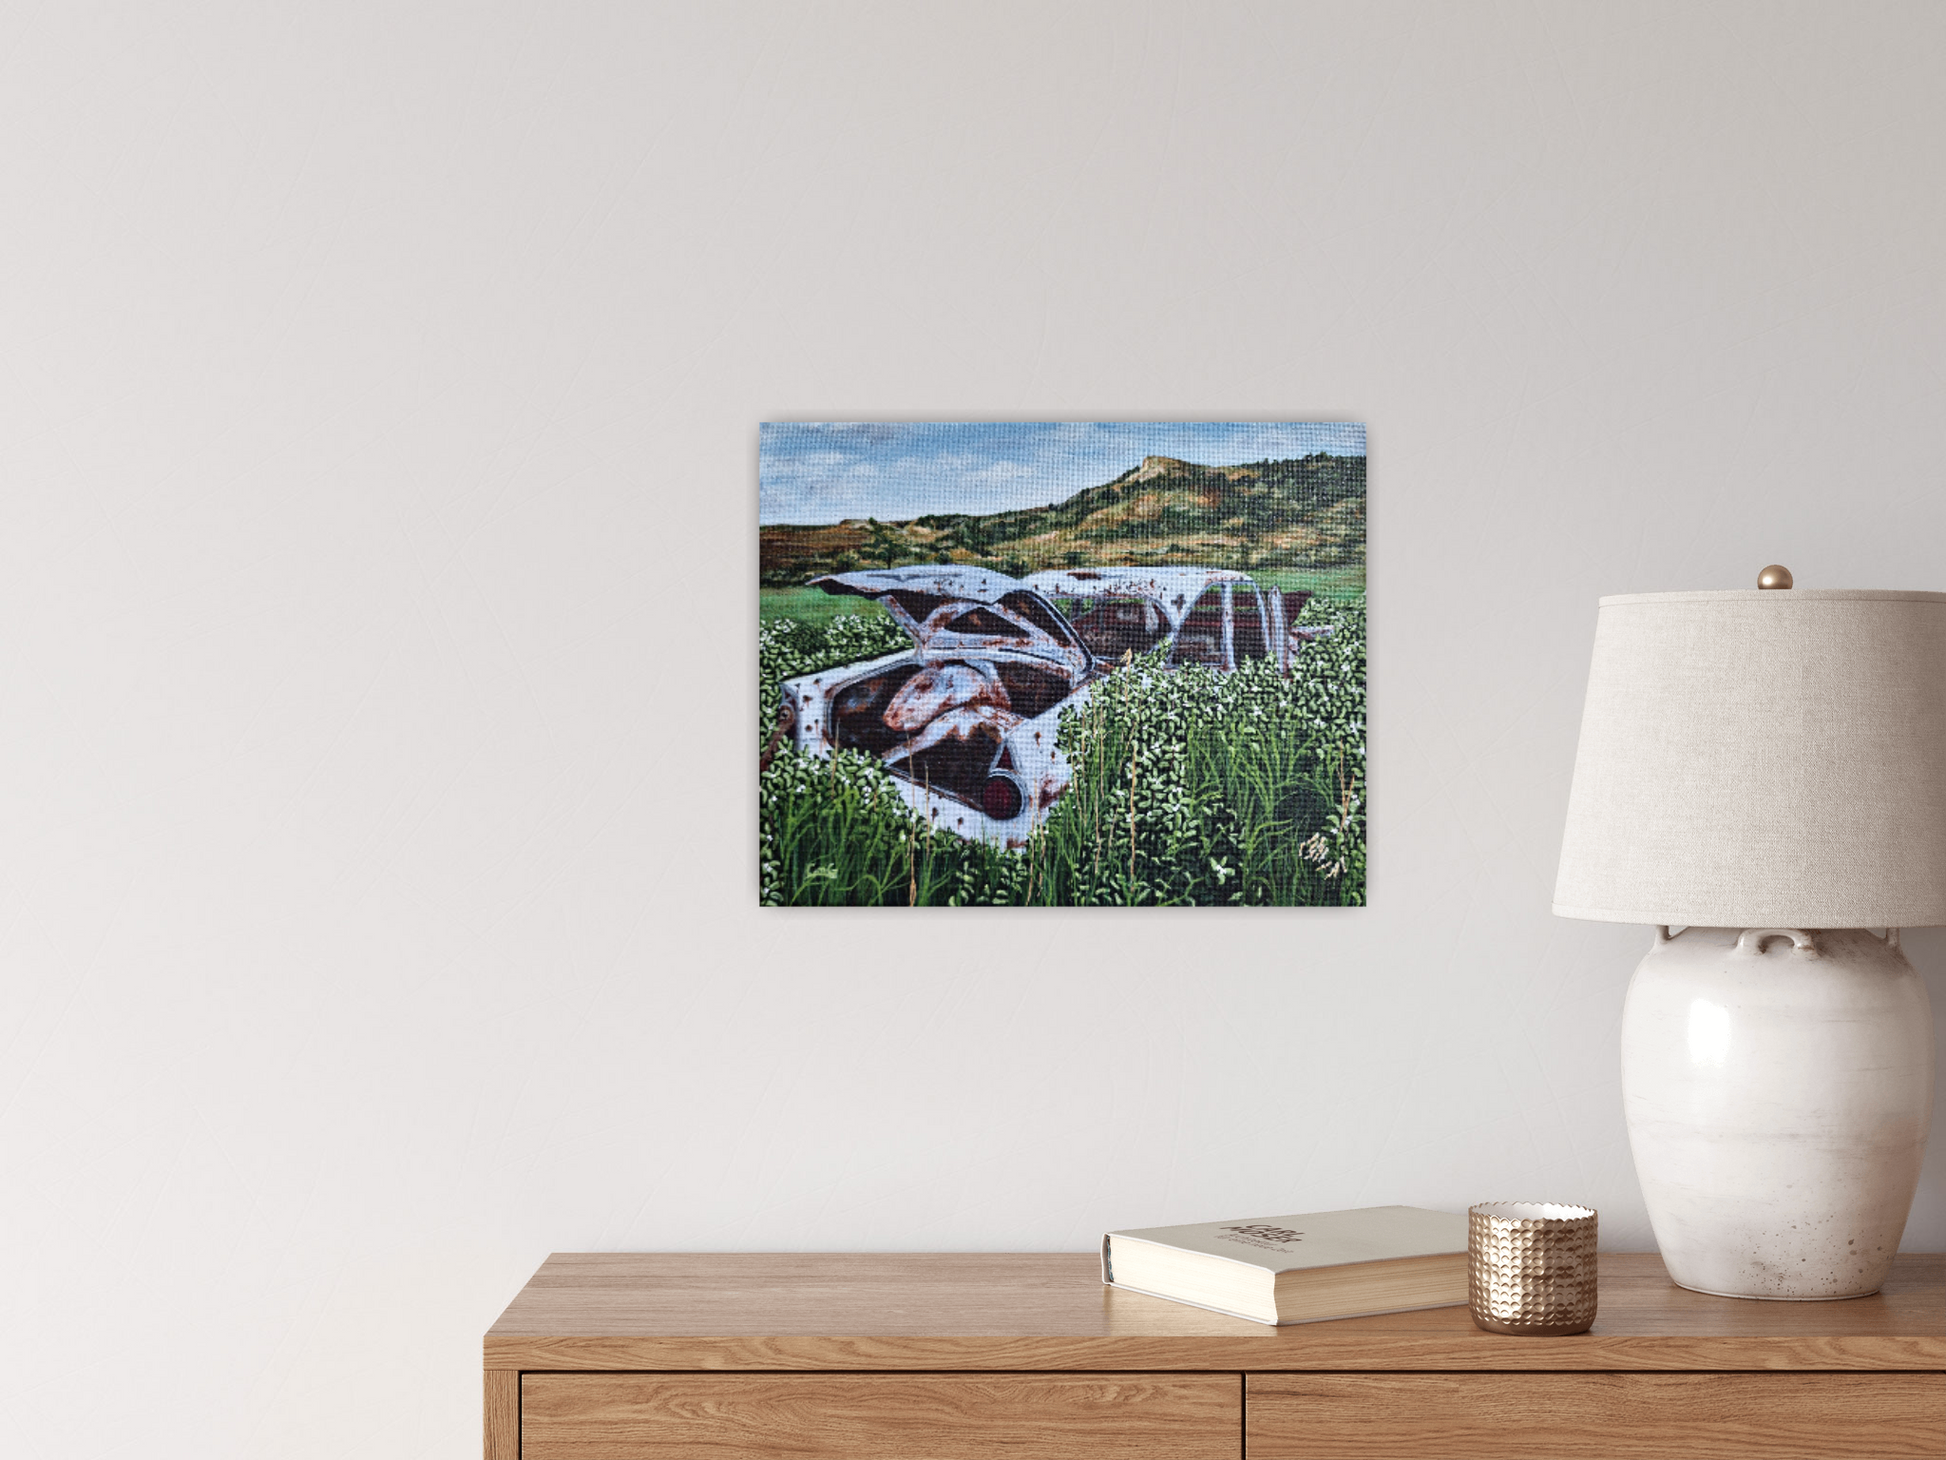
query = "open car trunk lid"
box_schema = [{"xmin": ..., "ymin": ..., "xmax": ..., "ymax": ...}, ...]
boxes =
[{"xmin": 810, "ymin": 568, "xmax": 1092, "ymax": 673}]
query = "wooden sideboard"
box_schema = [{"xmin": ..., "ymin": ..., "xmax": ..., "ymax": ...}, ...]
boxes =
[{"xmin": 485, "ymin": 1251, "xmax": 1944, "ymax": 1458}]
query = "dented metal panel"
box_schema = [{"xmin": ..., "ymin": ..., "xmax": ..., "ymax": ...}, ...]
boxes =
[
  {"xmin": 1025, "ymin": 567, "xmax": 1252, "ymax": 631},
  {"xmin": 810, "ymin": 565, "xmax": 1031, "ymax": 605},
  {"xmin": 902, "ymin": 599, "xmax": 1091, "ymax": 674}
]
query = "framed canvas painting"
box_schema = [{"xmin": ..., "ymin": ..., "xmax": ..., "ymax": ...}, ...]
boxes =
[{"xmin": 759, "ymin": 422, "xmax": 1365, "ymax": 907}]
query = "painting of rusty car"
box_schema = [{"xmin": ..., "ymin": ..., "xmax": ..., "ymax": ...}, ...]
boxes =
[
  {"xmin": 759, "ymin": 421, "xmax": 1366, "ymax": 907},
  {"xmin": 773, "ymin": 565, "xmax": 1334, "ymax": 848}
]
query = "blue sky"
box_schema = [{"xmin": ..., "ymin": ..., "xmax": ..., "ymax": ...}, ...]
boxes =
[{"xmin": 759, "ymin": 421, "xmax": 1365, "ymax": 524}]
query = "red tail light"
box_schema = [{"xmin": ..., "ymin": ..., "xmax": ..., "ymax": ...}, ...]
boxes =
[{"xmin": 981, "ymin": 774, "xmax": 1024, "ymax": 821}]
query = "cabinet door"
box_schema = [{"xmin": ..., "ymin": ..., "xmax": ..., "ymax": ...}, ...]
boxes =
[
  {"xmin": 1245, "ymin": 1372, "xmax": 1945, "ymax": 1459},
  {"xmin": 524, "ymin": 1372, "xmax": 1241, "ymax": 1459}
]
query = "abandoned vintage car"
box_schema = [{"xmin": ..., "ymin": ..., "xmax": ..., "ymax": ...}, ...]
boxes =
[
  {"xmin": 775, "ymin": 565, "xmax": 1330, "ymax": 847},
  {"xmin": 1026, "ymin": 566, "xmax": 1326, "ymax": 671},
  {"xmin": 774, "ymin": 567, "xmax": 1096, "ymax": 846}
]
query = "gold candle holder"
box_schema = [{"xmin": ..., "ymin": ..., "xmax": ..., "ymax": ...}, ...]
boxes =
[{"xmin": 1468, "ymin": 1202, "xmax": 1598, "ymax": 1336}]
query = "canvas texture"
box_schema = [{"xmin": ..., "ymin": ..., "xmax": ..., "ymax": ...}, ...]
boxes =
[{"xmin": 758, "ymin": 422, "xmax": 1367, "ymax": 907}]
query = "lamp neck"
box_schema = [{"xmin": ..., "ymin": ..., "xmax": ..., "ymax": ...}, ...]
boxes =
[{"xmin": 1652, "ymin": 925, "xmax": 1901, "ymax": 951}]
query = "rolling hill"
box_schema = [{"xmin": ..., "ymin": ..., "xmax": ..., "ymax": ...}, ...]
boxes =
[{"xmin": 759, "ymin": 452, "xmax": 1365, "ymax": 587}]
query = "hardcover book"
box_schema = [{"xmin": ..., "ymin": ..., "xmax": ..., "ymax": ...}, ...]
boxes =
[{"xmin": 1101, "ymin": 1204, "xmax": 1469, "ymax": 1326}]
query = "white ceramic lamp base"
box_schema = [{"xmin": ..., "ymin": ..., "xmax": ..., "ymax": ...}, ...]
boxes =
[{"xmin": 1620, "ymin": 925, "xmax": 1936, "ymax": 1300}]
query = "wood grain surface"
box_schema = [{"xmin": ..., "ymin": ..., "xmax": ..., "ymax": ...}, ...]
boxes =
[
  {"xmin": 483, "ymin": 1368, "xmax": 518, "ymax": 1460},
  {"xmin": 484, "ymin": 1251, "xmax": 1945, "ymax": 1372},
  {"xmin": 521, "ymin": 1372, "xmax": 1241, "ymax": 1459},
  {"xmin": 1245, "ymin": 1371, "xmax": 1946, "ymax": 1459}
]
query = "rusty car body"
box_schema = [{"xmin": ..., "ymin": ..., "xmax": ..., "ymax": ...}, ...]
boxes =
[
  {"xmin": 776, "ymin": 565, "xmax": 1331, "ymax": 847},
  {"xmin": 1025, "ymin": 567, "xmax": 1326, "ymax": 671},
  {"xmin": 775, "ymin": 567, "xmax": 1098, "ymax": 846}
]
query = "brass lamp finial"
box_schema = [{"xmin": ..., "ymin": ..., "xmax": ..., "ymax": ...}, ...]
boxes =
[{"xmin": 1757, "ymin": 564, "xmax": 1793, "ymax": 590}]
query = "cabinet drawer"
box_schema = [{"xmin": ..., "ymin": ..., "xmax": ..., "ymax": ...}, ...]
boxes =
[
  {"xmin": 1245, "ymin": 1372, "xmax": 1945, "ymax": 1459},
  {"xmin": 522, "ymin": 1372, "xmax": 1241, "ymax": 1459}
]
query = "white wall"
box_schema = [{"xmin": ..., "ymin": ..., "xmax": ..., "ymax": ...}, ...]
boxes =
[{"xmin": 5, "ymin": 3, "xmax": 1943, "ymax": 1455}]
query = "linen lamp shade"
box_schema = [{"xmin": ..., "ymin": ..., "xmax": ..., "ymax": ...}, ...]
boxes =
[{"xmin": 1553, "ymin": 588, "xmax": 1946, "ymax": 929}]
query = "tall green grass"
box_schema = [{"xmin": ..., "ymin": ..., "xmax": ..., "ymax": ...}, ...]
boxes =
[{"xmin": 758, "ymin": 599, "xmax": 1366, "ymax": 906}]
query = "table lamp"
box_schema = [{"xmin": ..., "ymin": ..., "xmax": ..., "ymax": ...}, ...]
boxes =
[{"xmin": 1554, "ymin": 569, "xmax": 1942, "ymax": 1299}]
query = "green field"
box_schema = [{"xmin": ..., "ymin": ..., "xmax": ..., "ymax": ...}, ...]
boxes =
[
  {"xmin": 1250, "ymin": 564, "xmax": 1366, "ymax": 598},
  {"xmin": 760, "ymin": 585, "xmax": 892, "ymax": 627}
]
